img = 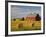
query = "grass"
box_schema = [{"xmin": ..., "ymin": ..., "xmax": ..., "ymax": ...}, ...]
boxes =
[{"xmin": 11, "ymin": 18, "xmax": 41, "ymax": 31}]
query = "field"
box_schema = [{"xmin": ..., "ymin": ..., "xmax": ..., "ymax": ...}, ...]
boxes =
[{"xmin": 11, "ymin": 18, "xmax": 41, "ymax": 31}]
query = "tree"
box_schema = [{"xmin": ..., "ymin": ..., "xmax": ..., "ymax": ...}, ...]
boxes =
[
  {"xmin": 21, "ymin": 17, "xmax": 24, "ymax": 21},
  {"xmin": 35, "ymin": 14, "xmax": 41, "ymax": 21},
  {"xmin": 13, "ymin": 18, "xmax": 16, "ymax": 21}
]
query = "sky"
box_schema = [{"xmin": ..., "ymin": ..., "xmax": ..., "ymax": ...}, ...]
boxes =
[{"xmin": 11, "ymin": 5, "xmax": 41, "ymax": 19}]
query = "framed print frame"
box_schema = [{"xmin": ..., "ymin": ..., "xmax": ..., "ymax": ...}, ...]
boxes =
[{"xmin": 5, "ymin": 1, "xmax": 45, "ymax": 36}]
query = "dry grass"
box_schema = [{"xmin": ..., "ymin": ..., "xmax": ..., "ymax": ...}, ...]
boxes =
[{"xmin": 11, "ymin": 19, "xmax": 41, "ymax": 31}]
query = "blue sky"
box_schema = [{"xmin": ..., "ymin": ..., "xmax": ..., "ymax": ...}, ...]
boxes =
[{"xmin": 11, "ymin": 5, "xmax": 41, "ymax": 19}]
